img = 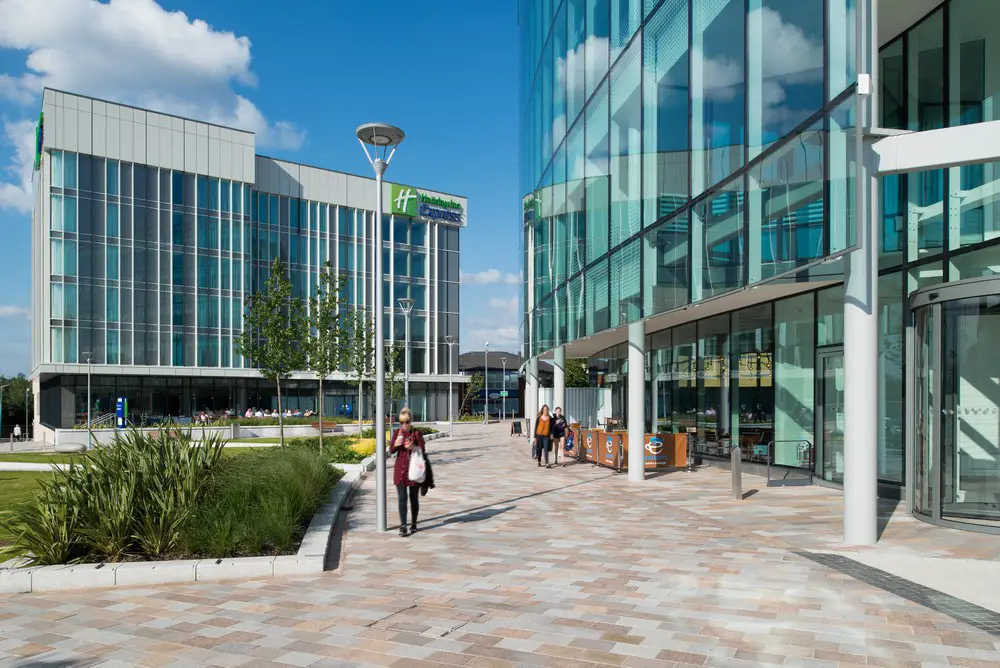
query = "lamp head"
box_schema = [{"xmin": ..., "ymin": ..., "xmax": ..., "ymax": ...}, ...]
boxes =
[
  {"xmin": 356, "ymin": 123, "xmax": 405, "ymax": 168},
  {"xmin": 397, "ymin": 297, "xmax": 414, "ymax": 314},
  {"xmin": 444, "ymin": 335, "xmax": 455, "ymax": 345}
]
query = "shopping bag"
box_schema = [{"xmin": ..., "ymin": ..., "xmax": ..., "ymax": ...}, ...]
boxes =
[
  {"xmin": 408, "ymin": 447, "xmax": 427, "ymax": 484},
  {"xmin": 531, "ymin": 439, "xmax": 538, "ymax": 459}
]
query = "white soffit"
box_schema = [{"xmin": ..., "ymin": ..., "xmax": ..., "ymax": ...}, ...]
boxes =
[{"xmin": 874, "ymin": 120, "xmax": 1000, "ymax": 175}]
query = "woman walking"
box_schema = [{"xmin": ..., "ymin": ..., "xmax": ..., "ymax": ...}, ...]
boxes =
[
  {"xmin": 389, "ymin": 408, "xmax": 426, "ymax": 537},
  {"xmin": 551, "ymin": 407, "xmax": 567, "ymax": 467},
  {"xmin": 534, "ymin": 404, "xmax": 553, "ymax": 468}
]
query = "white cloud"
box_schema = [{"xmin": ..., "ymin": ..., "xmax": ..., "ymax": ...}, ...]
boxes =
[
  {"xmin": 0, "ymin": 305, "xmax": 29, "ymax": 319},
  {"xmin": 464, "ymin": 327, "xmax": 520, "ymax": 353},
  {"xmin": 488, "ymin": 297, "xmax": 519, "ymax": 312},
  {"xmin": 0, "ymin": 119, "xmax": 35, "ymax": 213},
  {"xmin": 0, "ymin": 0, "xmax": 304, "ymax": 211},
  {"xmin": 462, "ymin": 269, "xmax": 521, "ymax": 286}
]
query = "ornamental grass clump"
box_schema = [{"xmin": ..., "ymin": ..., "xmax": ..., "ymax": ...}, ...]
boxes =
[
  {"xmin": 0, "ymin": 430, "xmax": 225, "ymax": 566},
  {"xmin": 180, "ymin": 446, "xmax": 339, "ymax": 557}
]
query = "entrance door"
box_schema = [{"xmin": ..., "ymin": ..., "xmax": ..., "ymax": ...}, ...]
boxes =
[{"xmin": 817, "ymin": 348, "xmax": 845, "ymax": 483}]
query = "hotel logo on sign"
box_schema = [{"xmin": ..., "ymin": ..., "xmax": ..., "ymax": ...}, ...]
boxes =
[{"xmin": 390, "ymin": 183, "xmax": 465, "ymax": 226}]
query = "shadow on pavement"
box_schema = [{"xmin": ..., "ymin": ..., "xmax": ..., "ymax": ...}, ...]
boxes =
[
  {"xmin": 420, "ymin": 475, "xmax": 613, "ymax": 527},
  {"xmin": 420, "ymin": 505, "xmax": 517, "ymax": 531}
]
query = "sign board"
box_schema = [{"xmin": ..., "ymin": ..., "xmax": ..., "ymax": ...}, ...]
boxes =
[
  {"xmin": 115, "ymin": 396, "xmax": 128, "ymax": 429},
  {"xmin": 33, "ymin": 112, "xmax": 44, "ymax": 172},
  {"xmin": 390, "ymin": 183, "xmax": 465, "ymax": 226},
  {"xmin": 499, "ymin": 390, "xmax": 509, "ymax": 397},
  {"xmin": 488, "ymin": 392, "xmax": 501, "ymax": 399}
]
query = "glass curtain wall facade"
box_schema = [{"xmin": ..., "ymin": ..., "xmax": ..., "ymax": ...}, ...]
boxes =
[
  {"xmin": 520, "ymin": 0, "xmax": 858, "ymax": 358},
  {"xmin": 34, "ymin": 91, "xmax": 465, "ymax": 428},
  {"xmin": 521, "ymin": 0, "xmax": 1000, "ymax": 501}
]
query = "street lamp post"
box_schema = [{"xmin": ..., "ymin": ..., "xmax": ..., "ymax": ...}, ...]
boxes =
[
  {"xmin": 501, "ymin": 358, "xmax": 507, "ymax": 422},
  {"xmin": 445, "ymin": 335, "xmax": 456, "ymax": 438},
  {"xmin": 483, "ymin": 342, "xmax": 489, "ymax": 425},
  {"xmin": 83, "ymin": 352, "xmax": 93, "ymax": 450},
  {"xmin": 398, "ymin": 297, "xmax": 414, "ymax": 410},
  {"xmin": 24, "ymin": 387, "xmax": 30, "ymax": 442},
  {"xmin": 356, "ymin": 122, "xmax": 405, "ymax": 534}
]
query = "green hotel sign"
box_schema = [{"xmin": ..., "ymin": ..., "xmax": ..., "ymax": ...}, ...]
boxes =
[
  {"xmin": 33, "ymin": 111, "xmax": 44, "ymax": 172},
  {"xmin": 390, "ymin": 183, "xmax": 465, "ymax": 225}
]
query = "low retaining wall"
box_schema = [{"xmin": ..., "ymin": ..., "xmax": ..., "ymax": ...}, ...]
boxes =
[
  {"xmin": 53, "ymin": 421, "xmax": 442, "ymax": 448},
  {"xmin": 0, "ymin": 460, "xmax": 371, "ymax": 595}
]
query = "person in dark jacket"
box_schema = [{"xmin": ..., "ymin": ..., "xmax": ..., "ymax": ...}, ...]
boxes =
[
  {"xmin": 389, "ymin": 407, "xmax": 426, "ymax": 537},
  {"xmin": 551, "ymin": 407, "xmax": 568, "ymax": 467}
]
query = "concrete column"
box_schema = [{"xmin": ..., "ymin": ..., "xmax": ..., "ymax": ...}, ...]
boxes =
[
  {"xmin": 843, "ymin": 0, "xmax": 879, "ymax": 547},
  {"xmin": 628, "ymin": 321, "xmax": 646, "ymax": 483},
  {"xmin": 553, "ymin": 347, "xmax": 566, "ymax": 417},
  {"xmin": 236, "ymin": 384, "xmax": 248, "ymax": 415},
  {"xmin": 527, "ymin": 357, "xmax": 539, "ymax": 436}
]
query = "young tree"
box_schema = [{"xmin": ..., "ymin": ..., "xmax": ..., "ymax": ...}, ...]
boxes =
[
  {"xmin": 385, "ymin": 340, "xmax": 405, "ymax": 419},
  {"xmin": 306, "ymin": 263, "xmax": 348, "ymax": 453},
  {"xmin": 344, "ymin": 309, "xmax": 375, "ymax": 434},
  {"xmin": 235, "ymin": 259, "xmax": 306, "ymax": 447},
  {"xmin": 460, "ymin": 372, "xmax": 484, "ymax": 417},
  {"xmin": 565, "ymin": 358, "xmax": 591, "ymax": 387}
]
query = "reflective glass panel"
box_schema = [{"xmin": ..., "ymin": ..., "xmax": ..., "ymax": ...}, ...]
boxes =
[
  {"xmin": 642, "ymin": 0, "xmax": 689, "ymax": 227},
  {"xmin": 610, "ymin": 36, "xmax": 641, "ymax": 247},
  {"xmin": 692, "ymin": 0, "xmax": 745, "ymax": 193},
  {"xmin": 699, "ymin": 176, "xmax": 745, "ymax": 299}
]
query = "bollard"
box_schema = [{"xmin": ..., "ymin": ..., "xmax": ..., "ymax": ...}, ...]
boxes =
[{"xmin": 731, "ymin": 441, "xmax": 743, "ymax": 500}]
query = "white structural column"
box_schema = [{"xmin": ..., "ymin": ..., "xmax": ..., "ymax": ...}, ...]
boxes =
[
  {"xmin": 526, "ymin": 357, "xmax": 539, "ymax": 436},
  {"xmin": 627, "ymin": 321, "xmax": 646, "ymax": 482},
  {"xmin": 553, "ymin": 347, "xmax": 566, "ymax": 417},
  {"xmin": 843, "ymin": 0, "xmax": 878, "ymax": 546}
]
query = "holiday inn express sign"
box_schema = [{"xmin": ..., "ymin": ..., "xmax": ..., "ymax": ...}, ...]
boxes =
[{"xmin": 390, "ymin": 183, "xmax": 465, "ymax": 226}]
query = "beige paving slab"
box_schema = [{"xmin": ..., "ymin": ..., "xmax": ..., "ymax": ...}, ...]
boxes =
[{"xmin": 0, "ymin": 423, "xmax": 997, "ymax": 668}]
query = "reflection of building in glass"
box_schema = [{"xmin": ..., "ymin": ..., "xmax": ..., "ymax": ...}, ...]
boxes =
[
  {"xmin": 520, "ymin": 0, "xmax": 1000, "ymax": 536},
  {"xmin": 32, "ymin": 89, "xmax": 466, "ymax": 428}
]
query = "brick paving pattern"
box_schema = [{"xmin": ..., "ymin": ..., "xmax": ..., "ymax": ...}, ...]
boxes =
[{"xmin": 1, "ymin": 424, "xmax": 998, "ymax": 667}]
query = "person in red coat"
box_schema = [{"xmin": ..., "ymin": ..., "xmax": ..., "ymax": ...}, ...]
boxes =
[{"xmin": 389, "ymin": 407, "xmax": 426, "ymax": 537}]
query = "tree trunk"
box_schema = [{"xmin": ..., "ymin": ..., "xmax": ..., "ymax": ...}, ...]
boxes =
[
  {"xmin": 277, "ymin": 378, "xmax": 285, "ymax": 447},
  {"xmin": 318, "ymin": 376, "xmax": 324, "ymax": 454}
]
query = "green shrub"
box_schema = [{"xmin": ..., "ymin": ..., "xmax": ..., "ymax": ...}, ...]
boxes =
[
  {"xmin": 181, "ymin": 447, "xmax": 340, "ymax": 557},
  {"xmin": 359, "ymin": 425, "xmax": 437, "ymax": 439},
  {"xmin": 0, "ymin": 430, "xmax": 226, "ymax": 565},
  {"xmin": 281, "ymin": 435, "xmax": 367, "ymax": 464}
]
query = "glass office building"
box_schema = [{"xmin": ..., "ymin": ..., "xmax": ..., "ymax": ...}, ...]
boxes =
[
  {"xmin": 520, "ymin": 0, "xmax": 1000, "ymax": 534},
  {"xmin": 31, "ymin": 89, "xmax": 465, "ymax": 429}
]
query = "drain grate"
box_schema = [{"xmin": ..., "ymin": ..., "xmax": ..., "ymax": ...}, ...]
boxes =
[{"xmin": 367, "ymin": 604, "xmax": 487, "ymax": 638}]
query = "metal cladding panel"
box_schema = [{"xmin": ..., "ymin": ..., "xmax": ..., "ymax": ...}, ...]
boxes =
[
  {"xmin": 133, "ymin": 121, "xmax": 146, "ymax": 163},
  {"xmin": 196, "ymin": 134, "xmax": 209, "ymax": 174},
  {"xmin": 183, "ymin": 131, "xmax": 197, "ymax": 173},
  {"xmin": 92, "ymin": 111, "xmax": 106, "ymax": 156},
  {"xmin": 120, "ymin": 119, "xmax": 134, "ymax": 161},
  {"xmin": 171, "ymin": 129, "xmax": 184, "ymax": 171},
  {"xmin": 146, "ymin": 125, "xmax": 160, "ymax": 165},
  {"xmin": 346, "ymin": 174, "xmax": 373, "ymax": 210},
  {"xmin": 107, "ymin": 117, "xmax": 121, "ymax": 160}
]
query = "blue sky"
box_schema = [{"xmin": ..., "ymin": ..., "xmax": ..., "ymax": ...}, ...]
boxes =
[{"xmin": 0, "ymin": 0, "xmax": 523, "ymax": 375}]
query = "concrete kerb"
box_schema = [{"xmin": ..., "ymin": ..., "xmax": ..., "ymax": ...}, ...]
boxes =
[{"xmin": 0, "ymin": 464, "xmax": 369, "ymax": 594}]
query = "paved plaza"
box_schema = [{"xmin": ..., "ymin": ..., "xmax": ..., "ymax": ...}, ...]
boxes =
[{"xmin": 1, "ymin": 424, "xmax": 998, "ymax": 667}]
